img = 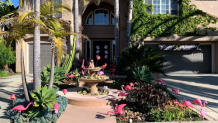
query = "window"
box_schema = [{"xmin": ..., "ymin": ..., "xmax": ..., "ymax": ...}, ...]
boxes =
[
  {"xmin": 145, "ymin": 0, "xmax": 178, "ymax": 15},
  {"xmin": 86, "ymin": 12, "xmax": 93, "ymax": 25},
  {"xmin": 111, "ymin": 13, "xmax": 115, "ymax": 25},
  {"xmin": 53, "ymin": 0, "xmax": 62, "ymax": 17},
  {"xmin": 95, "ymin": 9, "xmax": 109, "ymax": 25}
]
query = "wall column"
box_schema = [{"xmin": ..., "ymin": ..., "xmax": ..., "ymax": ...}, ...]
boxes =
[{"xmin": 114, "ymin": 0, "xmax": 120, "ymax": 66}]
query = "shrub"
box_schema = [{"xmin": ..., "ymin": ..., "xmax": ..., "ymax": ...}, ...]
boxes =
[
  {"xmin": 7, "ymin": 88, "xmax": 68, "ymax": 123},
  {"xmin": 0, "ymin": 70, "xmax": 8, "ymax": 77},
  {"xmin": 131, "ymin": 66, "xmax": 152, "ymax": 84},
  {"xmin": 119, "ymin": 43, "xmax": 166, "ymax": 75},
  {"xmin": 112, "ymin": 78, "xmax": 125, "ymax": 90},
  {"xmin": 41, "ymin": 64, "xmax": 65, "ymax": 85},
  {"xmin": 0, "ymin": 42, "xmax": 16, "ymax": 68}
]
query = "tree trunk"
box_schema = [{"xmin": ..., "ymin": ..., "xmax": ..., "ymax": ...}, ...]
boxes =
[
  {"xmin": 21, "ymin": 38, "xmax": 30, "ymax": 101},
  {"xmin": 74, "ymin": 0, "xmax": 80, "ymax": 69},
  {"xmin": 33, "ymin": 0, "xmax": 41, "ymax": 91},
  {"xmin": 125, "ymin": 0, "xmax": 133, "ymax": 49},
  {"xmin": 48, "ymin": 42, "xmax": 54, "ymax": 89},
  {"xmin": 114, "ymin": 0, "xmax": 120, "ymax": 66}
]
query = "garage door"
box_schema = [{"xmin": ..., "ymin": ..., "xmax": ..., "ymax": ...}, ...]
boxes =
[
  {"xmin": 145, "ymin": 44, "xmax": 212, "ymax": 74},
  {"xmin": 28, "ymin": 43, "xmax": 52, "ymax": 74}
]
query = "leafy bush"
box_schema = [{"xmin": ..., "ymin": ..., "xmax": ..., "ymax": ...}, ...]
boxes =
[
  {"xmin": 119, "ymin": 43, "xmax": 166, "ymax": 75},
  {"xmin": 0, "ymin": 42, "xmax": 16, "ymax": 68},
  {"xmin": 112, "ymin": 78, "xmax": 126, "ymax": 90},
  {"xmin": 0, "ymin": 70, "xmax": 8, "ymax": 77},
  {"xmin": 131, "ymin": 66, "xmax": 152, "ymax": 84},
  {"xmin": 41, "ymin": 64, "xmax": 65, "ymax": 85},
  {"xmin": 7, "ymin": 88, "xmax": 68, "ymax": 123}
]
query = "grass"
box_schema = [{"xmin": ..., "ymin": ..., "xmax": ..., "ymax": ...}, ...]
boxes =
[{"xmin": 0, "ymin": 70, "xmax": 8, "ymax": 77}]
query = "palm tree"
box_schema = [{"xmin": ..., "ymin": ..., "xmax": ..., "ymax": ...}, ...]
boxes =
[
  {"xmin": 33, "ymin": 0, "xmax": 41, "ymax": 91},
  {"xmin": 125, "ymin": 0, "xmax": 133, "ymax": 49},
  {"xmin": 74, "ymin": 0, "xmax": 80, "ymax": 69},
  {"xmin": 114, "ymin": 0, "xmax": 120, "ymax": 66}
]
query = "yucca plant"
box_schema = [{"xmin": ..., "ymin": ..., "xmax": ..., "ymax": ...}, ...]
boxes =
[{"xmin": 131, "ymin": 66, "xmax": 152, "ymax": 84}]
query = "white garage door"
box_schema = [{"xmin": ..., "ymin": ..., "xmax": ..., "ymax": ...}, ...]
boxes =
[
  {"xmin": 28, "ymin": 43, "xmax": 52, "ymax": 74},
  {"xmin": 145, "ymin": 44, "xmax": 212, "ymax": 74}
]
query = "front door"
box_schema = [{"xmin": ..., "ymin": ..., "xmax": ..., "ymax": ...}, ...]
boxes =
[{"xmin": 93, "ymin": 41, "xmax": 111, "ymax": 67}]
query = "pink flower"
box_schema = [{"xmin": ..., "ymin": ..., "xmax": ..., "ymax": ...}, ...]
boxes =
[
  {"xmin": 99, "ymin": 71, "xmax": 104, "ymax": 76},
  {"xmin": 102, "ymin": 65, "xmax": 106, "ymax": 69},
  {"xmin": 81, "ymin": 65, "xmax": 85, "ymax": 69},
  {"xmin": 54, "ymin": 104, "xmax": 60, "ymax": 114},
  {"xmin": 31, "ymin": 79, "xmax": 33, "ymax": 83},
  {"xmin": 96, "ymin": 55, "xmax": 100, "ymax": 60},
  {"xmin": 105, "ymin": 63, "xmax": 107, "ymax": 66},
  {"xmin": 116, "ymin": 75, "xmax": 118, "ymax": 78},
  {"xmin": 10, "ymin": 94, "xmax": 16, "ymax": 101},
  {"xmin": 63, "ymin": 89, "xmax": 67, "ymax": 95}
]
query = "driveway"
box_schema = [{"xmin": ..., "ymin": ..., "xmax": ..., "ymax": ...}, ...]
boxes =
[{"xmin": 160, "ymin": 74, "xmax": 218, "ymax": 121}]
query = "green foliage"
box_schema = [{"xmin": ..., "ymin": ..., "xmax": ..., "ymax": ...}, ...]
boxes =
[
  {"xmin": 119, "ymin": 43, "xmax": 166, "ymax": 75},
  {"xmin": 32, "ymin": 86, "xmax": 57, "ymax": 108},
  {"xmin": 7, "ymin": 93, "xmax": 68, "ymax": 123},
  {"xmin": 0, "ymin": 70, "xmax": 8, "ymax": 77},
  {"xmin": 131, "ymin": 0, "xmax": 218, "ymax": 41},
  {"xmin": 41, "ymin": 64, "xmax": 65, "ymax": 85},
  {"xmin": 0, "ymin": 42, "xmax": 16, "ymax": 68},
  {"xmin": 62, "ymin": 37, "xmax": 76, "ymax": 73},
  {"xmin": 131, "ymin": 66, "xmax": 152, "ymax": 84},
  {"xmin": 112, "ymin": 78, "xmax": 125, "ymax": 90},
  {"xmin": 0, "ymin": 1, "xmax": 18, "ymax": 18},
  {"xmin": 72, "ymin": 69, "xmax": 80, "ymax": 77}
]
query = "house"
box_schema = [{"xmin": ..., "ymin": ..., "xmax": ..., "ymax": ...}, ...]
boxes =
[{"xmin": 16, "ymin": 0, "xmax": 218, "ymax": 74}]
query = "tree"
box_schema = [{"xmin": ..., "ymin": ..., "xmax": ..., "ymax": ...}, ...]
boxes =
[
  {"xmin": 125, "ymin": 0, "xmax": 133, "ymax": 49},
  {"xmin": 74, "ymin": 0, "xmax": 80, "ymax": 69},
  {"xmin": 114, "ymin": 0, "xmax": 120, "ymax": 66},
  {"xmin": 33, "ymin": 0, "xmax": 41, "ymax": 91}
]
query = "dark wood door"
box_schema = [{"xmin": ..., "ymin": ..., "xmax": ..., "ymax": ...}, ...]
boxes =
[{"xmin": 93, "ymin": 41, "xmax": 110, "ymax": 67}]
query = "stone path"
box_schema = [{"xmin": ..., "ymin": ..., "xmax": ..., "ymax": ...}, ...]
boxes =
[
  {"xmin": 0, "ymin": 74, "xmax": 33, "ymax": 123},
  {"xmin": 161, "ymin": 74, "xmax": 218, "ymax": 121}
]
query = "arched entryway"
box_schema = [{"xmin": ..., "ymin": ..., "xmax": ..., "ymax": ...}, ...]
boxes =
[{"xmin": 82, "ymin": 2, "xmax": 115, "ymax": 66}]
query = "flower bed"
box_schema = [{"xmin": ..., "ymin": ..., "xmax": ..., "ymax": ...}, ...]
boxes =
[
  {"xmin": 115, "ymin": 81, "xmax": 204, "ymax": 122},
  {"xmin": 7, "ymin": 87, "xmax": 68, "ymax": 123}
]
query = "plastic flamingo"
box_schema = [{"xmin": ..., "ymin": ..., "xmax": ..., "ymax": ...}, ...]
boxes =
[
  {"xmin": 172, "ymin": 88, "xmax": 179, "ymax": 94},
  {"xmin": 12, "ymin": 102, "xmax": 33, "ymax": 113},
  {"xmin": 102, "ymin": 65, "xmax": 106, "ymax": 69},
  {"xmin": 200, "ymin": 108, "xmax": 205, "ymax": 119},
  {"xmin": 193, "ymin": 99, "xmax": 208, "ymax": 107},
  {"xmin": 115, "ymin": 104, "xmax": 118, "ymax": 110},
  {"xmin": 68, "ymin": 74, "xmax": 75, "ymax": 78},
  {"xmin": 175, "ymin": 101, "xmax": 194, "ymax": 108},
  {"xmin": 129, "ymin": 82, "xmax": 134, "ymax": 87},
  {"xmin": 155, "ymin": 79, "xmax": 166, "ymax": 85},
  {"xmin": 63, "ymin": 89, "xmax": 67, "ymax": 95},
  {"xmin": 10, "ymin": 94, "xmax": 16, "ymax": 101},
  {"xmin": 125, "ymin": 85, "xmax": 133, "ymax": 91},
  {"xmin": 107, "ymin": 104, "xmax": 126, "ymax": 116},
  {"xmin": 118, "ymin": 85, "xmax": 126, "ymax": 96},
  {"xmin": 81, "ymin": 59, "xmax": 85, "ymax": 69},
  {"xmin": 54, "ymin": 104, "xmax": 60, "ymax": 114}
]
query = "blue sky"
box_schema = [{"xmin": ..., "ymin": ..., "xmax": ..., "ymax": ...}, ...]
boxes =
[{"xmin": 4, "ymin": 0, "xmax": 19, "ymax": 7}]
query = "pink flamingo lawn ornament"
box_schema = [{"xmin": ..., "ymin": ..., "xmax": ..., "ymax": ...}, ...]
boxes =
[
  {"xmin": 68, "ymin": 74, "xmax": 75, "ymax": 78},
  {"xmin": 200, "ymin": 108, "xmax": 205, "ymax": 119},
  {"xmin": 172, "ymin": 88, "xmax": 179, "ymax": 94},
  {"xmin": 81, "ymin": 59, "xmax": 85, "ymax": 69},
  {"xmin": 54, "ymin": 104, "xmax": 60, "ymax": 114},
  {"xmin": 12, "ymin": 102, "xmax": 33, "ymax": 113},
  {"xmin": 125, "ymin": 85, "xmax": 133, "ymax": 91},
  {"xmin": 193, "ymin": 99, "xmax": 208, "ymax": 107},
  {"xmin": 115, "ymin": 104, "xmax": 118, "ymax": 110},
  {"xmin": 107, "ymin": 104, "xmax": 126, "ymax": 116},
  {"xmin": 129, "ymin": 82, "xmax": 134, "ymax": 87},
  {"xmin": 118, "ymin": 85, "xmax": 126, "ymax": 96},
  {"xmin": 82, "ymin": 70, "xmax": 85, "ymax": 76},
  {"xmin": 63, "ymin": 89, "xmax": 67, "ymax": 95},
  {"xmin": 155, "ymin": 79, "xmax": 166, "ymax": 85},
  {"xmin": 175, "ymin": 101, "xmax": 194, "ymax": 108}
]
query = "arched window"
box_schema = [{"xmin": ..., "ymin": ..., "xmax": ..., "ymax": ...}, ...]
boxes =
[
  {"xmin": 94, "ymin": 9, "xmax": 109, "ymax": 25},
  {"xmin": 86, "ymin": 12, "xmax": 93, "ymax": 25},
  {"xmin": 111, "ymin": 13, "xmax": 115, "ymax": 25}
]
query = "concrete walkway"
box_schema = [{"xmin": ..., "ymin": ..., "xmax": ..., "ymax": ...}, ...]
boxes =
[
  {"xmin": 0, "ymin": 74, "xmax": 33, "ymax": 123},
  {"xmin": 161, "ymin": 74, "xmax": 218, "ymax": 121}
]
